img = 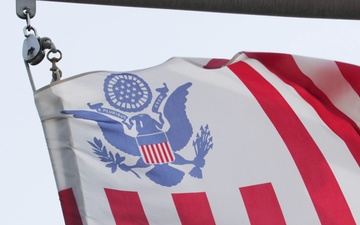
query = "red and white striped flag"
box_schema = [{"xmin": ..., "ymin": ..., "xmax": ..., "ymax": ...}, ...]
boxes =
[{"xmin": 35, "ymin": 52, "xmax": 360, "ymax": 224}]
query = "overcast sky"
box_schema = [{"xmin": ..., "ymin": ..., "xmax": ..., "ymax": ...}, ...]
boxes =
[{"xmin": 2, "ymin": 1, "xmax": 360, "ymax": 224}]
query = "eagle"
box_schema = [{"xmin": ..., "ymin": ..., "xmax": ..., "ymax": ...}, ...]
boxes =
[{"xmin": 62, "ymin": 82, "xmax": 193, "ymax": 186}]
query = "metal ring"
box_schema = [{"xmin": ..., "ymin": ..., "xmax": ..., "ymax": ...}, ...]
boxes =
[
  {"xmin": 47, "ymin": 49, "xmax": 62, "ymax": 62},
  {"xmin": 23, "ymin": 26, "xmax": 37, "ymax": 37}
]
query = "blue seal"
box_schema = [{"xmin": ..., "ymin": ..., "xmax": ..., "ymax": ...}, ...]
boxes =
[
  {"xmin": 62, "ymin": 82, "xmax": 215, "ymax": 187},
  {"xmin": 104, "ymin": 73, "xmax": 152, "ymax": 112}
]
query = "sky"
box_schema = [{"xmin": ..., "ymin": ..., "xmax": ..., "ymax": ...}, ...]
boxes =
[{"xmin": 2, "ymin": 1, "xmax": 360, "ymax": 224}]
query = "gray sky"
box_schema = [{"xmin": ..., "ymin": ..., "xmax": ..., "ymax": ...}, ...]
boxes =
[{"xmin": 2, "ymin": 1, "xmax": 360, "ymax": 224}]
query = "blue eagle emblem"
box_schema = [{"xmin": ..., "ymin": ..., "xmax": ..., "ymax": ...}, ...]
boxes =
[{"xmin": 62, "ymin": 73, "xmax": 213, "ymax": 187}]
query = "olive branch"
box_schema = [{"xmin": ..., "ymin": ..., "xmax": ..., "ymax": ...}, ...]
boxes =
[{"xmin": 88, "ymin": 137, "xmax": 142, "ymax": 178}]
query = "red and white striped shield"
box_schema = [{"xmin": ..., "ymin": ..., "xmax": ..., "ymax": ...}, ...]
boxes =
[{"xmin": 136, "ymin": 132, "xmax": 175, "ymax": 164}]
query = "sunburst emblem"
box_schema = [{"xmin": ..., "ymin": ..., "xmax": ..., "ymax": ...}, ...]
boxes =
[{"xmin": 104, "ymin": 73, "xmax": 152, "ymax": 112}]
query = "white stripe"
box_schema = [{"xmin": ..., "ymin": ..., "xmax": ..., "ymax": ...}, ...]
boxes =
[
  {"xmin": 147, "ymin": 146, "xmax": 153, "ymax": 164},
  {"xmin": 139, "ymin": 191, "xmax": 182, "ymax": 225},
  {"xmin": 156, "ymin": 143, "xmax": 167, "ymax": 163},
  {"xmin": 146, "ymin": 145, "xmax": 155, "ymax": 164},
  {"xmin": 153, "ymin": 144, "xmax": 161, "ymax": 163},
  {"xmin": 160, "ymin": 143, "xmax": 169, "ymax": 161},
  {"xmin": 141, "ymin": 146, "xmax": 151, "ymax": 164},
  {"xmin": 161, "ymin": 142, "xmax": 173, "ymax": 162},
  {"xmin": 294, "ymin": 55, "xmax": 360, "ymax": 127}
]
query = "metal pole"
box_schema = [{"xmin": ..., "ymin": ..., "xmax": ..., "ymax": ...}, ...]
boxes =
[{"xmin": 39, "ymin": 0, "xmax": 360, "ymax": 20}]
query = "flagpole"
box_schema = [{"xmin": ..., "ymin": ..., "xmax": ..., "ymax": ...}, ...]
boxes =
[{"xmin": 39, "ymin": 0, "xmax": 360, "ymax": 20}]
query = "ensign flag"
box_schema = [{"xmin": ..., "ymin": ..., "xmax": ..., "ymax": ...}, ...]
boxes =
[{"xmin": 35, "ymin": 52, "xmax": 360, "ymax": 224}]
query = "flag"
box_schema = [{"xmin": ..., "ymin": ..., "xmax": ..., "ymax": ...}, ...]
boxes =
[{"xmin": 35, "ymin": 52, "xmax": 360, "ymax": 225}]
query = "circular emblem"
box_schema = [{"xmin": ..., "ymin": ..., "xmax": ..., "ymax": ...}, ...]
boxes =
[{"xmin": 104, "ymin": 73, "xmax": 152, "ymax": 112}]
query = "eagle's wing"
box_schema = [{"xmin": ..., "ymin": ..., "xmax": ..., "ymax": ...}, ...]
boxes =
[
  {"xmin": 164, "ymin": 82, "xmax": 193, "ymax": 151},
  {"xmin": 61, "ymin": 110, "xmax": 140, "ymax": 156}
]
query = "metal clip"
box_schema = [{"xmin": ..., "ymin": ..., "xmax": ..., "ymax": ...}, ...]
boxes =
[
  {"xmin": 40, "ymin": 37, "xmax": 57, "ymax": 52},
  {"xmin": 18, "ymin": 0, "xmax": 64, "ymax": 89},
  {"xmin": 47, "ymin": 50, "xmax": 63, "ymax": 82}
]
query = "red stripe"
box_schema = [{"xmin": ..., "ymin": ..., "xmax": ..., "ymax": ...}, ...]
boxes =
[
  {"xmin": 229, "ymin": 62, "xmax": 355, "ymax": 224},
  {"xmin": 150, "ymin": 144, "xmax": 160, "ymax": 164},
  {"xmin": 172, "ymin": 192, "xmax": 216, "ymax": 225},
  {"xmin": 164, "ymin": 142, "xmax": 174, "ymax": 161},
  {"xmin": 156, "ymin": 144, "xmax": 166, "ymax": 163},
  {"xmin": 105, "ymin": 188, "xmax": 149, "ymax": 225},
  {"xmin": 336, "ymin": 61, "xmax": 360, "ymax": 97},
  {"xmin": 141, "ymin": 146, "xmax": 150, "ymax": 164},
  {"xmin": 203, "ymin": 58, "xmax": 229, "ymax": 69},
  {"xmin": 161, "ymin": 143, "xmax": 170, "ymax": 162},
  {"xmin": 245, "ymin": 52, "xmax": 360, "ymax": 166},
  {"xmin": 240, "ymin": 183, "xmax": 286, "ymax": 225},
  {"xmin": 146, "ymin": 145, "xmax": 155, "ymax": 164},
  {"xmin": 59, "ymin": 188, "xmax": 83, "ymax": 225}
]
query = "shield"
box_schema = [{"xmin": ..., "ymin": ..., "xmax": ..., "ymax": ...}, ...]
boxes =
[{"xmin": 136, "ymin": 132, "xmax": 175, "ymax": 164}]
